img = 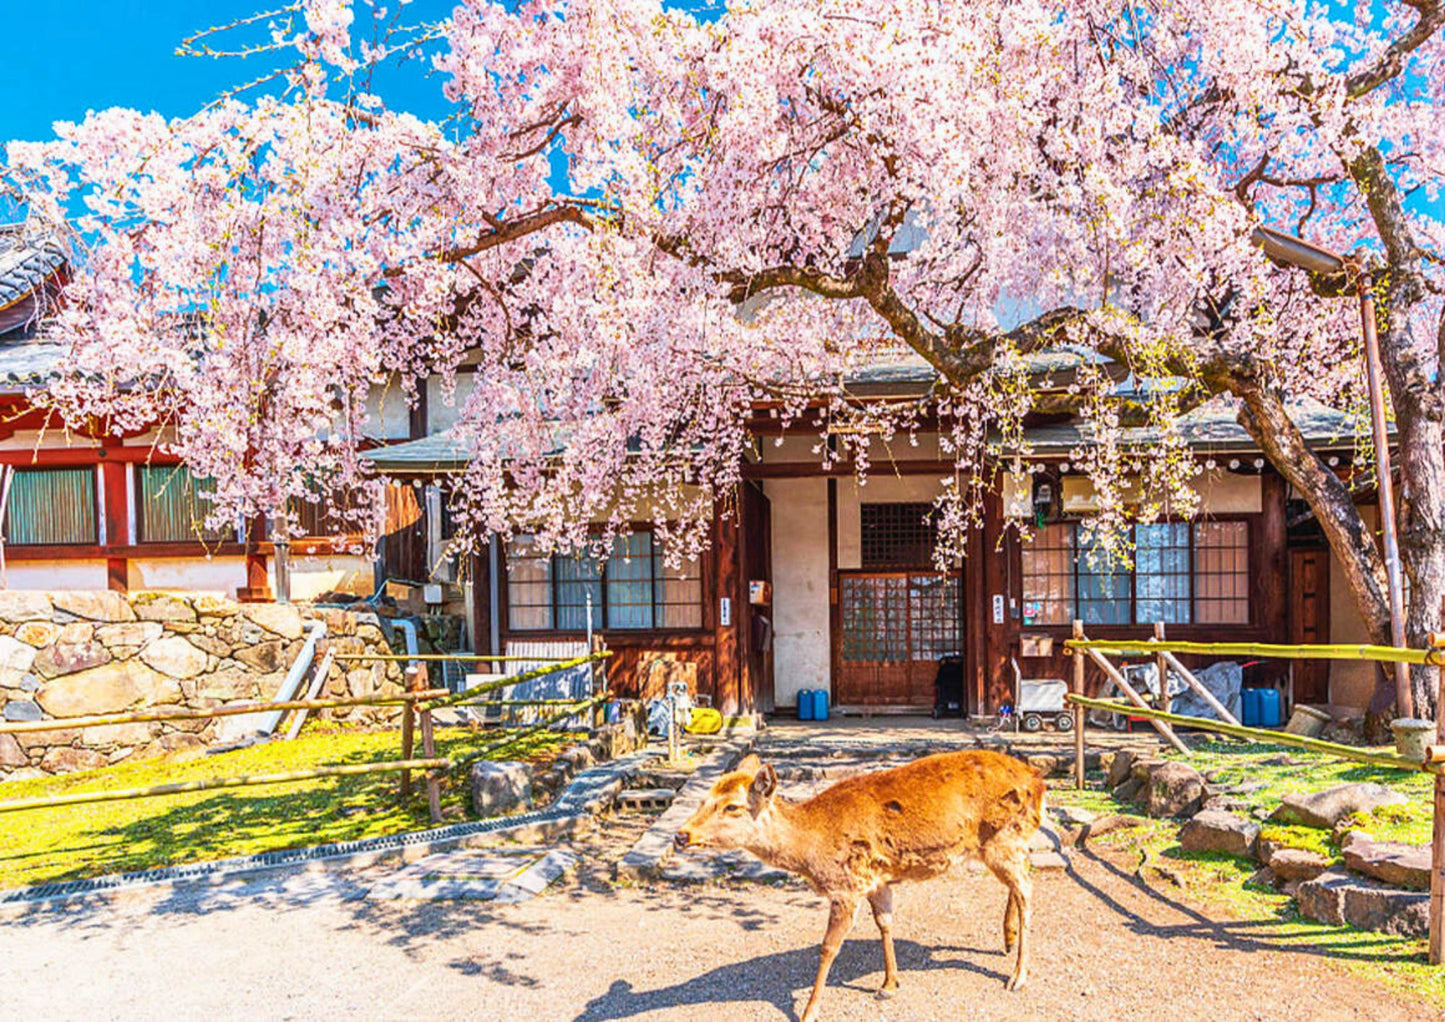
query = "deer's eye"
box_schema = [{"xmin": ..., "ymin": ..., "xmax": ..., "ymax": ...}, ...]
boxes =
[{"xmin": 724, "ymin": 804, "xmax": 746, "ymax": 815}]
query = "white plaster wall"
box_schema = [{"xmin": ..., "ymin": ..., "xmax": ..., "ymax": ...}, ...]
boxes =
[
  {"xmin": 4, "ymin": 559, "xmax": 109, "ymax": 589},
  {"xmin": 427, "ymin": 376, "xmax": 481, "ymax": 435},
  {"xmin": 837, "ymin": 473, "xmax": 948, "ymax": 571},
  {"xmin": 1190, "ymin": 471, "xmax": 1263, "ymax": 514},
  {"xmin": 764, "ymin": 477, "xmax": 831, "ymax": 706},
  {"xmin": 128, "ymin": 556, "xmax": 249, "ymax": 596},
  {"xmin": 1328, "ymin": 505, "xmax": 1378, "ymax": 712},
  {"xmin": 282, "ymin": 554, "xmax": 376, "ymax": 601},
  {"xmin": 364, "ymin": 379, "xmax": 414, "ymax": 441}
]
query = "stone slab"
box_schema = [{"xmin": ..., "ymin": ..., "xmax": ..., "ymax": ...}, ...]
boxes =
[{"xmin": 617, "ymin": 737, "xmax": 755, "ymax": 880}]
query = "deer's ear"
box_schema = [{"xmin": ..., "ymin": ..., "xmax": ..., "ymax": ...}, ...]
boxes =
[
  {"xmin": 736, "ymin": 753, "xmax": 762, "ymax": 775},
  {"xmin": 748, "ymin": 763, "xmax": 777, "ymax": 810}
]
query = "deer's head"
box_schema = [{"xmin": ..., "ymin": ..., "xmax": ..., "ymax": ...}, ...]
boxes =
[{"xmin": 674, "ymin": 753, "xmax": 777, "ymax": 852}]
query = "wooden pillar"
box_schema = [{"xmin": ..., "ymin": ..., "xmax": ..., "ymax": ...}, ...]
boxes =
[
  {"xmin": 399, "ymin": 665, "xmax": 417, "ymax": 799},
  {"xmin": 238, "ymin": 513, "xmax": 273, "ymax": 602},
  {"xmin": 99, "ymin": 447, "xmax": 129, "ymax": 592},
  {"xmin": 1430, "ymin": 614, "xmax": 1445, "ymax": 964},
  {"xmin": 713, "ymin": 501, "xmax": 742, "ymax": 716},
  {"xmin": 1073, "ymin": 620, "xmax": 1085, "ymax": 791}
]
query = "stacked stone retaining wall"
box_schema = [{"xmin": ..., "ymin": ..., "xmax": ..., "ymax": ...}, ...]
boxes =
[{"xmin": 0, "ymin": 591, "xmax": 460, "ymax": 780}]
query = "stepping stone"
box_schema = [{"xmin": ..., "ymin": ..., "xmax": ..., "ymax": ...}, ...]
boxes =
[
  {"xmin": 1269, "ymin": 783, "xmax": 1407, "ymax": 830},
  {"xmin": 1178, "ymin": 810, "xmax": 1259, "ymax": 859},
  {"xmin": 1296, "ymin": 867, "xmax": 1428, "ymax": 938},
  {"xmin": 1341, "ymin": 832, "xmax": 1430, "ymax": 890},
  {"xmin": 366, "ymin": 848, "xmax": 576, "ymax": 903}
]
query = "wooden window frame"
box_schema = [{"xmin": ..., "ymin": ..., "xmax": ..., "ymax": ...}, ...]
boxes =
[
  {"xmin": 1022, "ymin": 518, "xmax": 1253, "ymax": 627},
  {"xmin": 2, "ymin": 466, "xmax": 99, "ymax": 547},
  {"xmin": 501, "ymin": 525, "xmax": 710, "ymax": 637}
]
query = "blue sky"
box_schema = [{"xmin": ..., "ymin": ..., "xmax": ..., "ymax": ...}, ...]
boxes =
[{"xmin": 0, "ymin": 1, "xmax": 453, "ymax": 144}]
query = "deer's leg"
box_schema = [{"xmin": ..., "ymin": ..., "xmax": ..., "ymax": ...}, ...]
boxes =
[
  {"xmin": 984, "ymin": 843, "xmax": 1033, "ymax": 992},
  {"xmin": 1001, "ymin": 888, "xmax": 1020, "ymax": 953},
  {"xmin": 868, "ymin": 884, "xmax": 899, "ymax": 997},
  {"xmin": 800, "ymin": 896, "xmax": 859, "ymax": 1022}
]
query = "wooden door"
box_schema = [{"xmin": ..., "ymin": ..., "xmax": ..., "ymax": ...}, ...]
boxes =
[
  {"xmin": 836, "ymin": 571, "xmax": 961, "ymax": 707},
  {"xmin": 1289, "ymin": 548, "xmax": 1330, "ymax": 703}
]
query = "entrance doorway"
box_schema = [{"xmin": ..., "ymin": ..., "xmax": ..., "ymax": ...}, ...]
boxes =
[{"xmin": 835, "ymin": 571, "xmax": 962, "ymax": 707}]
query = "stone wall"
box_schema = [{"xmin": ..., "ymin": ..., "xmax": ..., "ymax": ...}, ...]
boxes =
[{"xmin": 0, "ymin": 591, "xmax": 461, "ymax": 780}]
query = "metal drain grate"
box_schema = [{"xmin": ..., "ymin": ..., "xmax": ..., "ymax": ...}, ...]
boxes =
[{"xmin": 615, "ymin": 788, "xmax": 676, "ymax": 811}]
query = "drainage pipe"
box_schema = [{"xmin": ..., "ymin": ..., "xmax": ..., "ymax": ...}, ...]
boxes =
[{"xmin": 257, "ymin": 619, "xmax": 327, "ymax": 735}]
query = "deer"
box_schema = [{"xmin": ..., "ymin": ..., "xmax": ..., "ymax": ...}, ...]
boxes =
[{"xmin": 673, "ymin": 749, "xmax": 1045, "ymax": 1022}]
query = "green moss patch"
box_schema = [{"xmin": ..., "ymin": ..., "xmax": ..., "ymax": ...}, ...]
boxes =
[{"xmin": 0, "ymin": 723, "xmax": 566, "ymax": 891}]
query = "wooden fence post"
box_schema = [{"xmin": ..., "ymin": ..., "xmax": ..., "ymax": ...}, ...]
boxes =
[
  {"xmin": 1155, "ymin": 622, "xmax": 1170, "ymax": 717},
  {"xmin": 400, "ymin": 665, "xmax": 418, "ymax": 799},
  {"xmin": 416, "ymin": 662, "xmax": 443, "ymax": 824},
  {"xmin": 1430, "ymin": 612, "xmax": 1445, "ymax": 965},
  {"xmin": 1073, "ymin": 620, "xmax": 1085, "ymax": 790}
]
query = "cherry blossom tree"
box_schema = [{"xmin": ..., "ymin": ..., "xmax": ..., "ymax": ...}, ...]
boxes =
[{"xmin": 3, "ymin": 0, "xmax": 1444, "ymax": 713}]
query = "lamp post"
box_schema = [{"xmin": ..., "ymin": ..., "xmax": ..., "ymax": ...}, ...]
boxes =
[{"xmin": 1251, "ymin": 226, "xmax": 1413, "ymax": 719}]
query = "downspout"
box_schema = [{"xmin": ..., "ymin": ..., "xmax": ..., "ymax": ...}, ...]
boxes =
[
  {"xmin": 1251, "ymin": 226, "xmax": 1412, "ymax": 717},
  {"xmin": 257, "ymin": 619, "xmax": 327, "ymax": 735}
]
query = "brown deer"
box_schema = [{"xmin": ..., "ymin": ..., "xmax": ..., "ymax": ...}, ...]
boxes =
[{"xmin": 674, "ymin": 749, "xmax": 1044, "ymax": 1022}]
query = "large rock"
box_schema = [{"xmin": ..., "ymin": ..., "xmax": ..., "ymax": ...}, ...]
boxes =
[
  {"xmin": 1270, "ymin": 783, "xmax": 1409, "ymax": 830},
  {"xmin": 1178, "ymin": 809, "xmax": 1259, "ymax": 858},
  {"xmin": 13, "ymin": 621, "xmax": 59, "ymax": 647},
  {"xmin": 1146, "ymin": 761, "xmax": 1206, "ymax": 818},
  {"xmin": 36, "ymin": 660, "xmax": 181, "ymax": 717},
  {"xmin": 140, "ymin": 636, "xmax": 209, "ymax": 679},
  {"xmin": 236, "ymin": 640, "xmax": 288, "ymax": 673},
  {"xmin": 1341, "ymin": 831, "xmax": 1430, "ymax": 891},
  {"xmin": 33, "ymin": 641, "xmax": 112, "ymax": 678},
  {"xmin": 1268, "ymin": 847, "xmax": 1332, "ymax": 883},
  {"xmin": 0, "ymin": 591, "xmax": 52, "ymax": 622},
  {"xmin": 1297, "ymin": 868, "xmax": 1428, "ymax": 937},
  {"xmin": 131, "ymin": 594, "xmax": 197, "ymax": 622},
  {"xmin": 39, "ymin": 746, "xmax": 108, "ymax": 774},
  {"xmin": 0, "ymin": 732, "xmax": 27, "ymax": 767},
  {"xmin": 2, "ymin": 699, "xmax": 43, "ymax": 722},
  {"xmin": 96, "ymin": 622, "xmax": 165, "ymax": 648},
  {"xmin": 241, "ymin": 603, "xmax": 304, "ymax": 640},
  {"xmin": 51, "ymin": 591, "xmax": 137, "ymax": 623},
  {"xmin": 0, "ymin": 636, "xmax": 37, "ymax": 672},
  {"xmin": 470, "ymin": 760, "xmax": 534, "ymax": 817},
  {"xmin": 1107, "ymin": 749, "xmax": 1137, "ymax": 789}
]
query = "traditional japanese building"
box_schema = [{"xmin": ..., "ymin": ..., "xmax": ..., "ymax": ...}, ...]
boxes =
[{"xmin": 0, "ymin": 228, "xmax": 1380, "ymax": 720}]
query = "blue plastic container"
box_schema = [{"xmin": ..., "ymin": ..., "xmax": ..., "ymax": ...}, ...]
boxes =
[
  {"xmin": 797, "ymin": 689, "xmax": 816, "ymax": 721},
  {"xmin": 1255, "ymin": 688, "xmax": 1282, "ymax": 728},
  {"xmin": 810, "ymin": 689, "xmax": 830, "ymax": 722},
  {"xmin": 1240, "ymin": 689, "xmax": 1283, "ymax": 728}
]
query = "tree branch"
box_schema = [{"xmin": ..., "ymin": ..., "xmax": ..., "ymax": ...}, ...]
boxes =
[{"xmin": 1345, "ymin": 0, "xmax": 1445, "ymax": 99}]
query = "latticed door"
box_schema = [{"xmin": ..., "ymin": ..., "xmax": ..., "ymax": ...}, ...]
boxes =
[{"xmin": 837, "ymin": 571, "xmax": 962, "ymax": 707}]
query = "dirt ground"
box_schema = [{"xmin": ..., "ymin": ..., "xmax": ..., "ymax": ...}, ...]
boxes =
[{"xmin": 0, "ymin": 814, "xmax": 1431, "ymax": 1022}]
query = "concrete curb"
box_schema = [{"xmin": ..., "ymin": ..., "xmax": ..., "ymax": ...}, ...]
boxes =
[
  {"xmin": 0, "ymin": 750, "xmax": 650, "ymax": 907},
  {"xmin": 616, "ymin": 737, "xmax": 755, "ymax": 880}
]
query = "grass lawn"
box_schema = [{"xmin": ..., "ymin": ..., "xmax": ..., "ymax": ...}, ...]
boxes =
[
  {"xmin": 0, "ymin": 722, "xmax": 568, "ymax": 891},
  {"xmin": 1050, "ymin": 739, "xmax": 1441, "ymax": 1009}
]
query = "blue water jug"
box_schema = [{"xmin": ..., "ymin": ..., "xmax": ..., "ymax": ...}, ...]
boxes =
[
  {"xmin": 1256, "ymin": 688, "xmax": 1282, "ymax": 728},
  {"xmin": 1240, "ymin": 689, "xmax": 1257, "ymax": 726},
  {"xmin": 797, "ymin": 689, "xmax": 815, "ymax": 720},
  {"xmin": 811, "ymin": 689, "xmax": 830, "ymax": 722}
]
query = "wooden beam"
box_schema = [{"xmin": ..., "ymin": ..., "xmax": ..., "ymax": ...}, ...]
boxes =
[
  {"xmin": 1160, "ymin": 649, "xmax": 1242, "ymax": 726},
  {"xmin": 1084, "ymin": 647, "xmax": 1192, "ymax": 756}
]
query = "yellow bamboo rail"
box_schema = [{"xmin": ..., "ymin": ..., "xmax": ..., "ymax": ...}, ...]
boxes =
[
  {"xmin": 0, "ymin": 689, "xmax": 451, "ymax": 736},
  {"xmin": 455, "ymin": 693, "xmax": 609, "ymax": 769},
  {"xmin": 1067, "ymin": 693, "xmax": 1444, "ymax": 775},
  {"xmin": 1066, "ymin": 638, "xmax": 1445, "ymax": 666},
  {"xmin": 331, "ymin": 653, "xmax": 587, "ymax": 662},
  {"xmin": 424, "ymin": 652, "xmax": 612, "ymax": 709},
  {"xmin": 0, "ymin": 758, "xmax": 453, "ymax": 815}
]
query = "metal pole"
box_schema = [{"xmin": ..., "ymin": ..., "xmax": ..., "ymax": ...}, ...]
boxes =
[
  {"xmin": 1430, "ymin": 620, "xmax": 1445, "ymax": 964},
  {"xmin": 1360, "ymin": 277, "xmax": 1413, "ymax": 719}
]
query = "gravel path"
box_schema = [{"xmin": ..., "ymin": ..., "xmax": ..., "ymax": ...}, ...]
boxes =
[{"xmin": 0, "ymin": 825, "xmax": 1429, "ymax": 1022}]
